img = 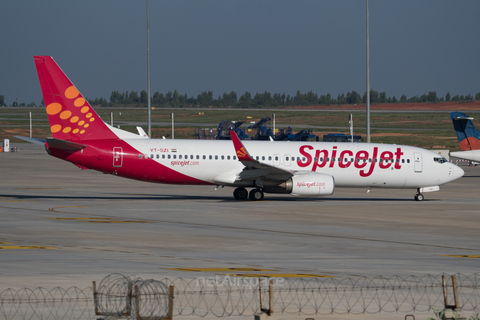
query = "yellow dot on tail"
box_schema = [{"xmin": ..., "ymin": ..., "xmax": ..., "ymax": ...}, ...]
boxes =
[
  {"xmin": 74, "ymin": 97, "xmax": 85, "ymax": 107},
  {"xmin": 78, "ymin": 120, "xmax": 85, "ymax": 126},
  {"xmin": 86, "ymin": 113, "xmax": 92, "ymax": 118},
  {"xmin": 81, "ymin": 106, "xmax": 89, "ymax": 113},
  {"xmin": 80, "ymin": 130, "xmax": 85, "ymax": 134},
  {"xmin": 70, "ymin": 116, "xmax": 79, "ymax": 123},
  {"xmin": 90, "ymin": 117, "xmax": 95, "ymax": 122},
  {"xmin": 65, "ymin": 86, "xmax": 79, "ymax": 99},
  {"xmin": 63, "ymin": 127, "xmax": 71, "ymax": 133},
  {"xmin": 46, "ymin": 103, "xmax": 62, "ymax": 115},
  {"xmin": 60, "ymin": 110, "xmax": 72, "ymax": 120},
  {"xmin": 51, "ymin": 124, "xmax": 62, "ymax": 133},
  {"xmin": 84, "ymin": 124, "xmax": 89, "ymax": 128},
  {"xmin": 73, "ymin": 128, "xmax": 79, "ymax": 134}
]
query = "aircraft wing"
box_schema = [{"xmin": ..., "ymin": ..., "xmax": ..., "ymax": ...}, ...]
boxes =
[
  {"xmin": 230, "ymin": 130, "xmax": 294, "ymax": 182},
  {"xmin": 14, "ymin": 136, "xmax": 46, "ymax": 146}
]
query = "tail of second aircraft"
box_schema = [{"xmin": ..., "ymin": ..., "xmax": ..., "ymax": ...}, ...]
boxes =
[
  {"xmin": 34, "ymin": 56, "xmax": 116, "ymax": 141},
  {"xmin": 450, "ymin": 112, "xmax": 480, "ymax": 151}
]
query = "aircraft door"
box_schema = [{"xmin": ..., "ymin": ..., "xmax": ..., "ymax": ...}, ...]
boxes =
[
  {"xmin": 113, "ymin": 147, "xmax": 123, "ymax": 167},
  {"xmin": 414, "ymin": 152, "xmax": 422, "ymax": 172}
]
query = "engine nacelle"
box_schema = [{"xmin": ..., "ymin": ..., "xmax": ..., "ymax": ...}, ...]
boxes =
[{"xmin": 281, "ymin": 173, "xmax": 335, "ymax": 196}]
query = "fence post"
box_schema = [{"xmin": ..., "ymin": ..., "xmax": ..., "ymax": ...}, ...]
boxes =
[
  {"xmin": 167, "ymin": 285, "xmax": 175, "ymax": 320},
  {"xmin": 92, "ymin": 281, "xmax": 99, "ymax": 315},
  {"xmin": 135, "ymin": 285, "xmax": 141, "ymax": 320},
  {"xmin": 126, "ymin": 282, "xmax": 132, "ymax": 316},
  {"xmin": 452, "ymin": 275, "xmax": 459, "ymax": 309},
  {"xmin": 259, "ymin": 278, "xmax": 264, "ymax": 311},
  {"xmin": 269, "ymin": 279, "xmax": 274, "ymax": 315},
  {"xmin": 442, "ymin": 274, "xmax": 449, "ymax": 308}
]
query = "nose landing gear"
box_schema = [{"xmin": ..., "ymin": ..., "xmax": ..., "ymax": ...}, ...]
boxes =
[{"xmin": 414, "ymin": 190, "xmax": 424, "ymax": 201}]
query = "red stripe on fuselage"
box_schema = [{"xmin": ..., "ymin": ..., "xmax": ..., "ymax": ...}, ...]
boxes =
[{"xmin": 47, "ymin": 139, "xmax": 211, "ymax": 185}]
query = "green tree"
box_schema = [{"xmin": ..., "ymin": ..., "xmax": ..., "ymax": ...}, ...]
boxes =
[
  {"xmin": 0, "ymin": 95, "xmax": 4, "ymax": 106},
  {"xmin": 445, "ymin": 92, "xmax": 451, "ymax": 101},
  {"xmin": 140, "ymin": 90, "xmax": 148, "ymax": 104},
  {"xmin": 475, "ymin": 93, "xmax": 480, "ymax": 100},
  {"xmin": 428, "ymin": 91, "xmax": 437, "ymax": 102},
  {"xmin": 400, "ymin": 94, "xmax": 407, "ymax": 103}
]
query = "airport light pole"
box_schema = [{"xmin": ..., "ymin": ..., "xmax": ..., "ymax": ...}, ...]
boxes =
[
  {"xmin": 366, "ymin": 0, "xmax": 371, "ymax": 143},
  {"xmin": 147, "ymin": 0, "xmax": 152, "ymax": 137}
]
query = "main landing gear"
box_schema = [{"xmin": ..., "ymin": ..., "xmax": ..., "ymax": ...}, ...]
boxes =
[
  {"xmin": 233, "ymin": 187, "xmax": 264, "ymax": 201},
  {"xmin": 414, "ymin": 189, "xmax": 424, "ymax": 201}
]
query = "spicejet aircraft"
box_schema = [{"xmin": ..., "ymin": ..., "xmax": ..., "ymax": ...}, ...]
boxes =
[
  {"xmin": 17, "ymin": 56, "xmax": 464, "ymax": 201},
  {"xmin": 450, "ymin": 111, "xmax": 480, "ymax": 162}
]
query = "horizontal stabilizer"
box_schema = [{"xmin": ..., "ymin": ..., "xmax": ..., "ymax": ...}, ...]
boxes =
[
  {"xmin": 46, "ymin": 138, "xmax": 87, "ymax": 151},
  {"xmin": 136, "ymin": 126, "xmax": 150, "ymax": 138},
  {"xmin": 14, "ymin": 136, "xmax": 45, "ymax": 146}
]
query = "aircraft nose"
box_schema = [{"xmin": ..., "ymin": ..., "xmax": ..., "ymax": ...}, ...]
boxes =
[{"xmin": 452, "ymin": 165, "xmax": 464, "ymax": 180}]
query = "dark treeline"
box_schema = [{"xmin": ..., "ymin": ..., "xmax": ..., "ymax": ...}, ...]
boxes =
[
  {"xmin": 86, "ymin": 89, "xmax": 480, "ymax": 108},
  {"xmin": 2, "ymin": 90, "xmax": 480, "ymax": 108}
]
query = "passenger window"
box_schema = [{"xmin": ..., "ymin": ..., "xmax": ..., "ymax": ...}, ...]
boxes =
[
  {"xmin": 215, "ymin": 155, "xmax": 218, "ymax": 160},
  {"xmin": 221, "ymin": 155, "xmax": 224, "ymax": 160},
  {"xmin": 196, "ymin": 155, "xmax": 199, "ymax": 160},
  {"xmin": 162, "ymin": 154, "xmax": 165, "ymax": 159},
  {"xmin": 262, "ymin": 156, "xmax": 265, "ymax": 161},
  {"xmin": 227, "ymin": 155, "xmax": 230, "ymax": 160},
  {"xmin": 314, "ymin": 157, "xmax": 318, "ymax": 162},
  {"xmin": 179, "ymin": 155, "xmax": 182, "ymax": 159},
  {"xmin": 173, "ymin": 155, "xmax": 176, "ymax": 159},
  {"xmin": 139, "ymin": 154, "xmax": 143, "ymax": 159},
  {"xmin": 209, "ymin": 155, "xmax": 212, "ymax": 160},
  {"xmin": 167, "ymin": 155, "xmax": 171, "ymax": 159},
  {"xmin": 286, "ymin": 157, "xmax": 289, "ymax": 161},
  {"xmin": 402, "ymin": 159, "xmax": 404, "ymax": 163},
  {"xmin": 233, "ymin": 156, "xmax": 237, "ymax": 160},
  {"xmin": 190, "ymin": 155, "xmax": 193, "ymax": 160},
  {"xmin": 256, "ymin": 156, "xmax": 259, "ymax": 160},
  {"xmin": 407, "ymin": 159, "xmax": 410, "ymax": 163},
  {"xmin": 275, "ymin": 156, "xmax": 278, "ymax": 161},
  {"xmin": 302, "ymin": 157, "xmax": 306, "ymax": 161},
  {"xmin": 150, "ymin": 154, "xmax": 153, "ymax": 159},
  {"xmin": 268, "ymin": 156, "xmax": 272, "ymax": 161},
  {"xmin": 156, "ymin": 154, "xmax": 159, "ymax": 159}
]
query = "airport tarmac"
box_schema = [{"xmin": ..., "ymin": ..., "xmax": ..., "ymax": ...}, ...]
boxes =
[
  {"xmin": 0, "ymin": 143, "xmax": 479, "ymax": 320},
  {"xmin": 1, "ymin": 143, "xmax": 479, "ymax": 290}
]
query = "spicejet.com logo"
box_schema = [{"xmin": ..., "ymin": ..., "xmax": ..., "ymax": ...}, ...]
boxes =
[
  {"xmin": 297, "ymin": 145, "xmax": 404, "ymax": 177},
  {"xmin": 297, "ymin": 182, "xmax": 326, "ymax": 188}
]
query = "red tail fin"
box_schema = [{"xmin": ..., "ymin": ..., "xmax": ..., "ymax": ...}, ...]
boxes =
[{"xmin": 34, "ymin": 56, "xmax": 116, "ymax": 141}]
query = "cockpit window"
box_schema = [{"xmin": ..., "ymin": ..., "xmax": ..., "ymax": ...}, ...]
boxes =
[{"xmin": 434, "ymin": 157, "xmax": 448, "ymax": 164}]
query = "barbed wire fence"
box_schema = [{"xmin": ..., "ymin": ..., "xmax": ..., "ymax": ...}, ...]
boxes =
[{"xmin": 1, "ymin": 273, "xmax": 479, "ymax": 320}]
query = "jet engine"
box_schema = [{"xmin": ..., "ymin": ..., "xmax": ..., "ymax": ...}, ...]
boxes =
[{"xmin": 280, "ymin": 173, "xmax": 335, "ymax": 196}]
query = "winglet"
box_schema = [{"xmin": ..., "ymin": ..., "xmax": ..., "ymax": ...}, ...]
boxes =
[{"xmin": 230, "ymin": 130, "xmax": 254, "ymax": 162}]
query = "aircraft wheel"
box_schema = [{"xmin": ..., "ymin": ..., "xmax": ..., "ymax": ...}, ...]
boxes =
[
  {"xmin": 414, "ymin": 193, "xmax": 424, "ymax": 201},
  {"xmin": 233, "ymin": 187, "xmax": 248, "ymax": 200},
  {"xmin": 249, "ymin": 188, "xmax": 264, "ymax": 201}
]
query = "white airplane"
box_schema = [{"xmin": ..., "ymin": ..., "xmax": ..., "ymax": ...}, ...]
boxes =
[
  {"xmin": 17, "ymin": 56, "xmax": 464, "ymax": 201},
  {"xmin": 450, "ymin": 112, "xmax": 480, "ymax": 162}
]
